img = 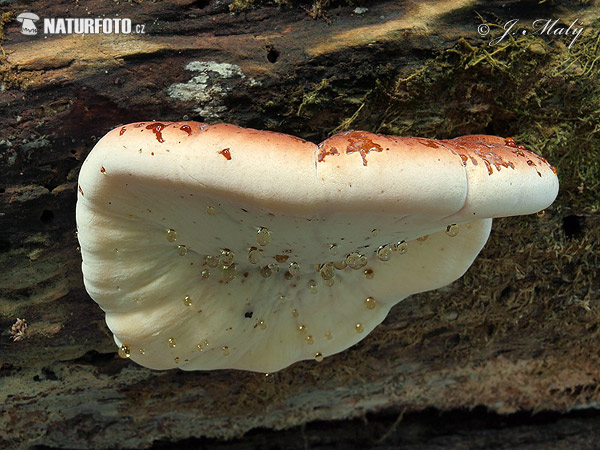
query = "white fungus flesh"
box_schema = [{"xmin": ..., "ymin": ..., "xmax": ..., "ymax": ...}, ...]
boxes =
[{"xmin": 76, "ymin": 122, "xmax": 559, "ymax": 373}]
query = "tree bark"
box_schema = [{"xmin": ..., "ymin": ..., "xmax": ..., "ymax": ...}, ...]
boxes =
[{"xmin": 1, "ymin": 0, "xmax": 599, "ymax": 448}]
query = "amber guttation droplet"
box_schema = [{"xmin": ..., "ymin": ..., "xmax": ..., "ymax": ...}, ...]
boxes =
[
  {"xmin": 168, "ymin": 337, "xmax": 176, "ymax": 348},
  {"xmin": 146, "ymin": 122, "xmax": 166, "ymax": 143},
  {"xmin": 222, "ymin": 346, "xmax": 230, "ymax": 356},
  {"xmin": 118, "ymin": 344, "xmax": 131, "ymax": 359},
  {"xmin": 180, "ymin": 125, "xmax": 192, "ymax": 135},
  {"xmin": 355, "ymin": 323, "xmax": 364, "ymax": 333},
  {"xmin": 292, "ymin": 309, "xmax": 299, "ymax": 317},
  {"xmin": 536, "ymin": 210, "xmax": 546, "ymax": 218},
  {"xmin": 206, "ymin": 205, "xmax": 215, "ymax": 215},
  {"xmin": 258, "ymin": 320, "xmax": 267, "ymax": 330},
  {"xmin": 184, "ymin": 295, "xmax": 192, "ymax": 306},
  {"xmin": 416, "ymin": 235, "xmax": 429, "ymax": 242},
  {"xmin": 364, "ymin": 269, "xmax": 374, "ymax": 279},
  {"xmin": 177, "ymin": 245, "xmax": 188, "ymax": 256},
  {"xmin": 315, "ymin": 352, "xmax": 324, "ymax": 362},
  {"xmin": 119, "ymin": 126, "xmax": 127, "ymax": 136},
  {"xmin": 174, "ymin": 357, "xmax": 180, "ymax": 364},
  {"xmin": 275, "ymin": 254, "xmax": 289, "ymax": 263},
  {"xmin": 218, "ymin": 148, "xmax": 232, "ymax": 160},
  {"xmin": 100, "ymin": 166, "xmax": 106, "ymax": 175},
  {"xmin": 201, "ymin": 269, "xmax": 210, "ymax": 279},
  {"xmin": 364, "ymin": 296, "xmax": 376, "ymax": 309},
  {"xmin": 325, "ymin": 331, "xmax": 332, "ymax": 340},
  {"xmin": 139, "ymin": 348, "xmax": 145, "ymax": 355},
  {"xmin": 78, "ymin": 185, "xmax": 84, "ymax": 196},
  {"xmin": 298, "ymin": 325, "xmax": 307, "ymax": 334},
  {"xmin": 306, "ymin": 335, "xmax": 314, "ymax": 345}
]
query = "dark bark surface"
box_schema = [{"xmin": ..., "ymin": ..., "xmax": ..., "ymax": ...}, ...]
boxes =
[{"xmin": 0, "ymin": 0, "xmax": 599, "ymax": 448}]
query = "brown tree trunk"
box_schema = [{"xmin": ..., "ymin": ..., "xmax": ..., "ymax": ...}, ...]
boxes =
[{"xmin": 1, "ymin": 0, "xmax": 599, "ymax": 448}]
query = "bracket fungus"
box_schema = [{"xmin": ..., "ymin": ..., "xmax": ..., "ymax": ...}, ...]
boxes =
[{"xmin": 76, "ymin": 122, "xmax": 558, "ymax": 373}]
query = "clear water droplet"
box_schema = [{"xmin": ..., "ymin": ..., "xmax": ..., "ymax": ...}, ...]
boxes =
[
  {"xmin": 355, "ymin": 323, "xmax": 364, "ymax": 333},
  {"xmin": 298, "ymin": 324, "xmax": 306, "ymax": 334},
  {"xmin": 168, "ymin": 337, "xmax": 176, "ymax": 348},
  {"xmin": 288, "ymin": 261, "xmax": 301, "ymax": 275},
  {"xmin": 248, "ymin": 247, "xmax": 261, "ymax": 264},
  {"xmin": 260, "ymin": 265, "xmax": 272, "ymax": 278},
  {"xmin": 292, "ymin": 309, "xmax": 299, "ymax": 317},
  {"xmin": 256, "ymin": 227, "xmax": 271, "ymax": 246},
  {"xmin": 394, "ymin": 241, "xmax": 408, "ymax": 254},
  {"xmin": 376, "ymin": 244, "xmax": 393, "ymax": 261},
  {"xmin": 133, "ymin": 297, "xmax": 140, "ymax": 303},
  {"xmin": 221, "ymin": 263, "xmax": 237, "ymax": 282},
  {"xmin": 333, "ymin": 260, "xmax": 347, "ymax": 270},
  {"xmin": 166, "ymin": 229, "xmax": 177, "ymax": 242},
  {"xmin": 417, "ymin": 235, "xmax": 429, "ymax": 242},
  {"xmin": 197, "ymin": 344, "xmax": 203, "ymax": 352},
  {"xmin": 222, "ymin": 346, "xmax": 230, "ymax": 356},
  {"xmin": 315, "ymin": 352, "xmax": 324, "ymax": 362},
  {"xmin": 371, "ymin": 228, "xmax": 379, "ymax": 236},
  {"xmin": 445, "ymin": 224, "xmax": 459, "ymax": 237},
  {"xmin": 184, "ymin": 295, "xmax": 192, "ymax": 306},
  {"xmin": 346, "ymin": 252, "xmax": 368, "ymax": 270},
  {"xmin": 118, "ymin": 344, "xmax": 131, "ymax": 359},
  {"xmin": 308, "ymin": 280, "xmax": 318, "ymax": 294},
  {"xmin": 324, "ymin": 278, "xmax": 335, "ymax": 287},
  {"xmin": 174, "ymin": 357, "xmax": 180, "ymax": 364},
  {"xmin": 267, "ymin": 263, "xmax": 279, "ymax": 273},
  {"xmin": 177, "ymin": 245, "xmax": 188, "ymax": 256},
  {"xmin": 325, "ymin": 331, "xmax": 332, "ymax": 340},
  {"xmin": 329, "ymin": 243, "xmax": 338, "ymax": 256},
  {"xmin": 205, "ymin": 255, "xmax": 219, "ymax": 267},
  {"xmin": 536, "ymin": 210, "xmax": 546, "ymax": 218},
  {"xmin": 219, "ymin": 249, "xmax": 235, "ymax": 267},
  {"xmin": 201, "ymin": 269, "xmax": 210, "ymax": 279},
  {"xmin": 206, "ymin": 205, "xmax": 215, "ymax": 215},
  {"xmin": 306, "ymin": 335, "xmax": 314, "ymax": 345},
  {"xmin": 319, "ymin": 263, "xmax": 335, "ymax": 280},
  {"xmin": 139, "ymin": 348, "xmax": 145, "ymax": 355},
  {"xmin": 364, "ymin": 296, "xmax": 377, "ymax": 309},
  {"xmin": 258, "ymin": 320, "xmax": 267, "ymax": 330}
]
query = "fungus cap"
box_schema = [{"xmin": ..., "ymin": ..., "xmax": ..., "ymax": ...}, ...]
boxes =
[{"xmin": 76, "ymin": 122, "xmax": 558, "ymax": 372}]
